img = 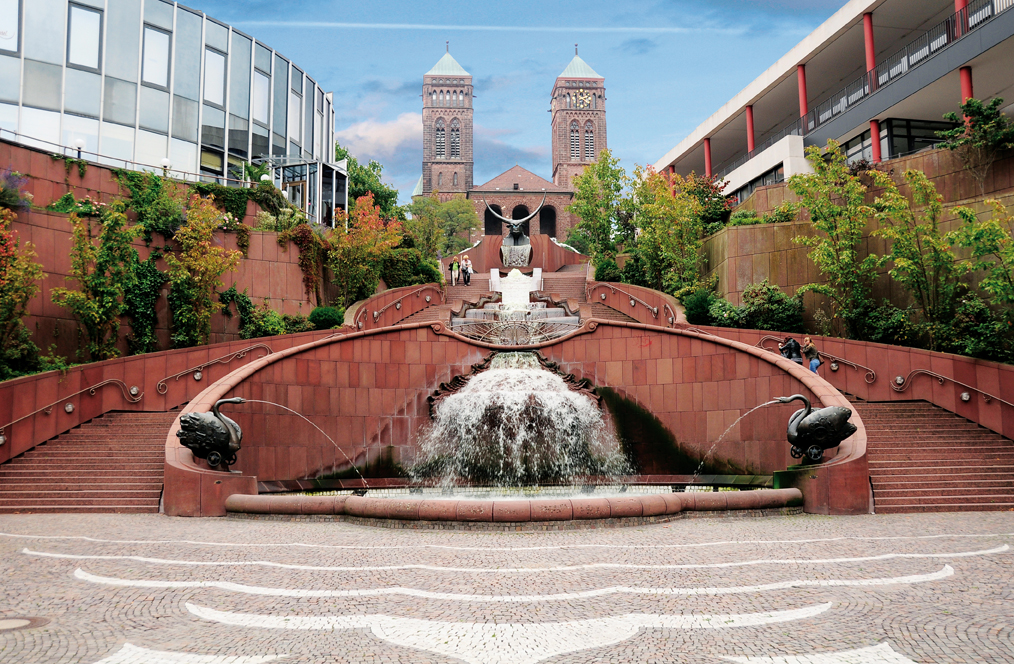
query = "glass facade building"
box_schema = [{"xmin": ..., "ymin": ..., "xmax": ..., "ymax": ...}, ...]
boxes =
[{"xmin": 0, "ymin": 0, "xmax": 346, "ymax": 224}]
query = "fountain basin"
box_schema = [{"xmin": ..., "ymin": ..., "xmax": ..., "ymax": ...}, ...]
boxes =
[{"xmin": 225, "ymin": 487, "xmax": 803, "ymax": 529}]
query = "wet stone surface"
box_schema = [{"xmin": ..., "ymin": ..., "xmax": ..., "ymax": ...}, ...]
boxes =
[{"xmin": 0, "ymin": 511, "xmax": 1012, "ymax": 663}]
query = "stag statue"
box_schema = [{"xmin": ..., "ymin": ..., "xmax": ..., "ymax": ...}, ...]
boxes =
[
  {"xmin": 176, "ymin": 397, "xmax": 245, "ymax": 470},
  {"xmin": 776, "ymin": 394, "xmax": 857, "ymax": 462},
  {"xmin": 482, "ymin": 192, "xmax": 546, "ymax": 267}
]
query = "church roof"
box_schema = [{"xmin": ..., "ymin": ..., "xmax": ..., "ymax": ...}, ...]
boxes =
[
  {"xmin": 558, "ymin": 55, "xmax": 602, "ymax": 79},
  {"xmin": 411, "ymin": 175, "xmax": 424, "ymax": 197},
  {"xmin": 426, "ymin": 52, "xmax": 470, "ymax": 77},
  {"xmin": 471, "ymin": 165, "xmax": 571, "ymax": 193}
]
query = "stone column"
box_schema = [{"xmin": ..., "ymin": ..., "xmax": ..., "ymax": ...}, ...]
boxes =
[
  {"xmin": 870, "ymin": 119, "xmax": 882, "ymax": 164},
  {"xmin": 797, "ymin": 65, "xmax": 808, "ymax": 118},
  {"xmin": 746, "ymin": 105, "xmax": 756, "ymax": 153},
  {"xmin": 704, "ymin": 138, "xmax": 713, "ymax": 177},
  {"xmin": 960, "ymin": 66, "xmax": 974, "ymax": 102}
]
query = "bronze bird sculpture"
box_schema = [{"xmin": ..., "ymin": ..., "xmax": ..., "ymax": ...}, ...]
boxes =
[
  {"xmin": 776, "ymin": 394, "xmax": 857, "ymax": 462},
  {"xmin": 176, "ymin": 397, "xmax": 245, "ymax": 469}
]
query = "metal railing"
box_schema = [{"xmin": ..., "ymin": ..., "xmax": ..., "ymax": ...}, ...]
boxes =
[
  {"xmin": 714, "ymin": 0, "xmax": 1010, "ymax": 180},
  {"xmin": 156, "ymin": 344, "xmax": 273, "ymax": 395},
  {"xmin": 755, "ymin": 335, "xmax": 877, "ymax": 383},
  {"xmin": 890, "ymin": 369, "xmax": 1014, "ymax": 408}
]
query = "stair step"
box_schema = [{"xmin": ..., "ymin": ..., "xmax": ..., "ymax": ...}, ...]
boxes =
[
  {"xmin": 876, "ymin": 503, "xmax": 1014, "ymax": 513},
  {"xmin": 874, "ymin": 486, "xmax": 1014, "ymax": 498},
  {"xmin": 0, "ymin": 490, "xmax": 162, "ymax": 499},
  {"xmin": 0, "ymin": 506, "xmax": 159, "ymax": 514},
  {"xmin": 0, "ymin": 496, "xmax": 160, "ymax": 506},
  {"xmin": 875, "ymin": 494, "xmax": 1014, "ymax": 506}
]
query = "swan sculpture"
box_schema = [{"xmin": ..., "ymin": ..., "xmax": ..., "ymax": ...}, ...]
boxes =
[
  {"xmin": 776, "ymin": 394, "xmax": 857, "ymax": 462},
  {"xmin": 176, "ymin": 397, "xmax": 245, "ymax": 469}
]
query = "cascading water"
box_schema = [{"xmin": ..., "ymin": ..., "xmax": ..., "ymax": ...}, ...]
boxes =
[{"xmin": 411, "ymin": 352, "xmax": 630, "ymax": 489}]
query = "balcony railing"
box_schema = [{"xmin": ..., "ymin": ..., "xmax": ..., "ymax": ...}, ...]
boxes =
[{"xmin": 714, "ymin": 0, "xmax": 1011, "ymax": 180}]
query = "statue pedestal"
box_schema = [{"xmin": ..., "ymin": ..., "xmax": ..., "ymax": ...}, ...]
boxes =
[{"xmin": 500, "ymin": 244, "xmax": 532, "ymax": 267}]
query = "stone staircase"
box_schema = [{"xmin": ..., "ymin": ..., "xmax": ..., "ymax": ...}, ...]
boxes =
[
  {"xmin": 588, "ymin": 302, "xmax": 638, "ymax": 323},
  {"xmin": 0, "ymin": 411, "xmax": 178, "ymax": 514},
  {"xmin": 855, "ymin": 400, "xmax": 1014, "ymax": 513}
]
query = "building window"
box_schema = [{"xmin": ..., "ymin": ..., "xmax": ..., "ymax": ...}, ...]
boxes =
[
  {"xmin": 0, "ymin": 0, "xmax": 21, "ymax": 55},
  {"xmin": 437, "ymin": 172, "xmax": 442, "ymax": 187},
  {"xmin": 204, "ymin": 48, "xmax": 226, "ymax": 107},
  {"xmin": 450, "ymin": 118, "xmax": 460, "ymax": 158},
  {"xmin": 253, "ymin": 70, "xmax": 270, "ymax": 126},
  {"xmin": 141, "ymin": 26, "xmax": 171, "ymax": 89},
  {"xmin": 67, "ymin": 4, "xmax": 102, "ymax": 71},
  {"xmin": 453, "ymin": 172, "xmax": 458, "ymax": 187},
  {"xmin": 584, "ymin": 121, "xmax": 594, "ymax": 159},
  {"xmin": 435, "ymin": 118, "xmax": 445, "ymax": 158},
  {"xmin": 570, "ymin": 121, "xmax": 579, "ymax": 159},
  {"xmin": 288, "ymin": 90, "xmax": 301, "ymax": 143}
]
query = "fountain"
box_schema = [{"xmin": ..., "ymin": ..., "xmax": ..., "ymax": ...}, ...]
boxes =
[{"xmin": 412, "ymin": 353, "xmax": 630, "ymax": 489}]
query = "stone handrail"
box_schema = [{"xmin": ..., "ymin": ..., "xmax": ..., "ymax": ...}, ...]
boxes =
[
  {"xmin": 345, "ymin": 283, "xmax": 445, "ymax": 331},
  {"xmin": 586, "ymin": 282, "xmax": 686, "ymax": 327}
]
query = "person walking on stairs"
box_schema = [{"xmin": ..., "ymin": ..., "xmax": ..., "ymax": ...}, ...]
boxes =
[
  {"xmin": 449, "ymin": 258, "xmax": 460, "ymax": 286},
  {"xmin": 461, "ymin": 255, "xmax": 472, "ymax": 286},
  {"xmin": 802, "ymin": 336, "xmax": 821, "ymax": 373},
  {"xmin": 779, "ymin": 336, "xmax": 803, "ymax": 365}
]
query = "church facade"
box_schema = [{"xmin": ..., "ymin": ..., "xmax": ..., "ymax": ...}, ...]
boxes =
[{"xmin": 414, "ymin": 49, "xmax": 606, "ymax": 243}]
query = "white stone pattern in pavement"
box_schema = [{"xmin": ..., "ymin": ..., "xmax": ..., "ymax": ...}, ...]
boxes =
[
  {"xmin": 72, "ymin": 565, "xmax": 955, "ymax": 600},
  {"xmin": 187, "ymin": 602, "xmax": 832, "ymax": 664},
  {"xmin": 92, "ymin": 643, "xmax": 285, "ymax": 663},
  {"xmin": 722, "ymin": 642, "xmax": 919, "ymax": 663}
]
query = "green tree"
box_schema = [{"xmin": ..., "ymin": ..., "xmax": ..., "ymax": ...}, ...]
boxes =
[
  {"xmin": 0, "ymin": 208, "xmax": 45, "ymax": 379},
  {"xmin": 164, "ymin": 195, "xmax": 242, "ymax": 347},
  {"xmin": 630, "ymin": 166, "xmax": 705, "ymax": 296},
  {"xmin": 788, "ymin": 140, "xmax": 881, "ymax": 339},
  {"xmin": 334, "ymin": 143, "xmax": 403, "ymax": 220},
  {"xmin": 872, "ymin": 169, "xmax": 967, "ymax": 349},
  {"xmin": 683, "ymin": 173, "xmax": 734, "ymax": 227},
  {"xmin": 51, "ymin": 204, "xmax": 139, "ymax": 361},
  {"xmin": 567, "ymin": 148, "xmax": 629, "ymax": 264},
  {"xmin": 937, "ymin": 97, "xmax": 1014, "ymax": 195},
  {"xmin": 952, "ymin": 198, "xmax": 1014, "ymax": 317},
  {"xmin": 406, "ymin": 194, "xmax": 480, "ymax": 260}
]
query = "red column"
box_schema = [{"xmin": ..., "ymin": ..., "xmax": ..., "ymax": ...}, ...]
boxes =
[
  {"xmin": 668, "ymin": 165, "xmax": 675, "ymax": 175},
  {"xmin": 955, "ymin": 0, "xmax": 968, "ymax": 11},
  {"xmin": 797, "ymin": 64, "xmax": 808, "ymax": 117},
  {"xmin": 960, "ymin": 66, "xmax": 974, "ymax": 102},
  {"xmin": 870, "ymin": 119, "xmax": 882, "ymax": 163},
  {"xmin": 746, "ymin": 105, "xmax": 756, "ymax": 153},
  {"xmin": 863, "ymin": 13, "xmax": 876, "ymax": 72},
  {"xmin": 955, "ymin": 0, "xmax": 968, "ymax": 38},
  {"xmin": 704, "ymin": 138, "xmax": 713, "ymax": 177}
]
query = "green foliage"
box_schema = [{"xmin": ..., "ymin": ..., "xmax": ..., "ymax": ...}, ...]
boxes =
[
  {"xmin": 620, "ymin": 251, "xmax": 651, "ymax": 288},
  {"xmin": 123, "ymin": 252, "xmax": 167, "ymax": 355},
  {"xmin": 862, "ymin": 302, "xmax": 918, "ymax": 347},
  {"xmin": 562, "ymin": 225, "xmax": 593, "ymax": 255},
  {"xmin": 938, "ymin": 97, "xmax": 1014, "ymax": 195},
  {"xmin": 567, "ymin": 148, "xmax": 629, "ymax": 264},
  {"xmin": 279, "ymin": 222, "xmax": 330, "ymax": 304},
  {"xmin": 936, "ymin": 295, "xmax": 1013, "ymax": 362},
  {"xmin": 380, "ymin": 247, "xmax": 442, "ymax": 289},
  {"xmin": 788, "ymin": 140, "xmax": 882, "ymax": 339},
  {"xmin": 594, "ymin": 258, "xmax": 622, "ymax": 283},
  {"xmin": 0, "ymin": 207, "xmax": 45, "ymax": 380},
  {"xmin": 309, "ymin": 306, "xmax": 345, "ymax": 330},
  {"xmin": 51, "ymin": 154, "xmax": 87, "ymax": 179},
  {"xmin": 327, "ymin": 193, "xmax": 402, "ymax": 309},
  {"xmin": 254, "ymin": 208, "xmax": 304, "ymax": 232},
  {"xmin": 736, "ymin": 281, "xmax": 804, "ymax": 332},
  {"xmin": 334, "ymin": 143, "xmax": 403, "ymax": 220},
  {"xmin": 192, "ymin": 183, "xmax": 250, "ymax": 222},
  {"xmin": 952, "ymin": 199, "xmax": 1014, "ymax": 315},
  {"xmin": 242, "ymin": 162, "xmax": 271, "ymax": 184},
  {"xmin": 873, "ymin": 170, "xmax": 966, "ymax": 350},
  {"xmin": 239, "ymin": 301, "xmax": 313, "ymax": 339},
  {"xmin": 683, "ymin": 173, "xmax": 733, "ymax": 226},
  {"xmin": 707, "ymin": 297, "xmax": 743, "ymax": 328},
  {"xmin": 680, "ymin": 289, "xmax": 715, "ymax": 326},
  {"xmin": 406, "ymin": 195, "xmax": 479, "ymax": 260},
  {"xmin": 729, "ymin": 210, "xmax": 761, "ymax": 226},
  {"xmin": 115, "ymin": 170, "xmax": 187, "ymax": 243},
  {"xmin": 51, "ymin": 204, "xmax": 140, "ymax": 361},
  {"xmin": 46, "ymin": 192, "xmax": 104, "ymax": 216}
]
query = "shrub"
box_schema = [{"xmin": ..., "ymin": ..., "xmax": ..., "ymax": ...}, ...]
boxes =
[
  {"xmin": 680, "ymin": 289, "xmax": 715, "ymax": 326},
  {"xmin": 863, "ymin": 303, "xmax": 918, "ymax": 347},
  {"xmin": 0, "ymin": 208, "xmax": 45, "ymax": 380},
  {"xmin": 46, "ymin": 192, "xmax": 104, "ymax": 216},
  {"xmin": 115, "ymin": 171, "xmax": 187, "ymax": 242},
  {"xmin": 937, "ymin": 295, "xmax": 1013, "ymax": 363},
  {"xmin": 729, "ymin": 210, "xmax": 762, "ymax": 226},
  {"xmin": 737, "ymin": 280, "xmax": 804, "ymax": 332},
  {"xmin": 763, "ymin": 202, "xmax": 798, "ymax": 224},
  {"xmin": 594, "ymin": 258, "xmax": 622, "ymax": 283},
  {"xmin": 309, "ymin": 306, "xmax": 345, "ymax": 330},
  {"xmin": 380, "ymin": 247, "xmax": 443, "ymax": 289},
  {"xmin": 0, "ymin": 169, "xmax": 32, "ymax": 211},
  {"xmin": 620, "ymin": 252, "xmax": 650, "ymax": 287},
  {"xmin": 708, "ymin": 298, "xmax": 742, "ymax": 328}
]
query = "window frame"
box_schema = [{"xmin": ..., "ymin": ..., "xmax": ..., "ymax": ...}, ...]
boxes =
[
  {"xmin": 0, "ymin": 0, "xmax": 23, "ymax": 56},
  {"xmin": 252, "ymin": 68, "xmax": 270, "ymax": 127},
  {"xmin": 203, "ymin": 46, "xmax": 227, "ymax": 109},
  {"xmin": 141, "ymin": 24, "xmax": 172, "ymax": 91},
  {"xmin": 66, "ymin": 3, "xmax": 103, "ymax": 74}
]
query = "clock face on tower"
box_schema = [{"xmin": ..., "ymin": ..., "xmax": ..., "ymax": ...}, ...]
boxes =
[{"xmin": 576, "ymin": 89, "xmax": 592, "ymax": 109}]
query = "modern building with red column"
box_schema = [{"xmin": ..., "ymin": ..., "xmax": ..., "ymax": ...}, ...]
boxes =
[{"xmin": 656, "ymin": 0, "xmax": 1014, "ymax": 203}]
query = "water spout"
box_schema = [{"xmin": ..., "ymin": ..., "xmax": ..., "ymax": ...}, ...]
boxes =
[{"xmin": 690, "ymin": 400, "xmax": 779, "ymax": 484}]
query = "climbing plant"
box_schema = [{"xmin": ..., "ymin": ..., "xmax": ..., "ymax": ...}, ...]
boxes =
[
  {"xmin": 123, "ymin": 251, "xmax": 167, "ymax": 355},
  {"xmin": 164, "ymin": 195, "xmax": 242, "ymax": 348},
  {"xmin": 51, "ymin": 203, "xmax": 140, "ymax": 361},
  {"xmin": 114, "ymin": 170, "xmax": 188, "ymax": 243},
  {"xmin": 279, "ymin": 222, "xmax": 330, "ymax": 304},
  {"xmin": 0, "ymin": 208, "xmax": 45, "ymax": 379}
]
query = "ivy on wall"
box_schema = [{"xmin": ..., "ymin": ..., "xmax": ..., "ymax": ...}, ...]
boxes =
[{"xmin": 124, "ymin": 251, "xmax": 167, "ymax": 355}]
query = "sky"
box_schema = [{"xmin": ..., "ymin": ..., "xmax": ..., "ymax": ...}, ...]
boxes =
[{"xmin": 182, "ymin": 0, "xmax": 851, "ymax": 203}]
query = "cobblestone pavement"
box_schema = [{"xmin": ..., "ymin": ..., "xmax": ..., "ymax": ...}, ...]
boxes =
[{"xmin": 0, "ymin": 511, "xmax": 1012, "ymax": 663}]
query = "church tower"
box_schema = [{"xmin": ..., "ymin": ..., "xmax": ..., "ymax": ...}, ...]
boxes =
[
  {"xmin": 422, "ymin": 47, "xmax": 473, "ymax": 197},
  {"xmin": 551, "ymin": 49, "xmax": 606, "ymax": 189}
]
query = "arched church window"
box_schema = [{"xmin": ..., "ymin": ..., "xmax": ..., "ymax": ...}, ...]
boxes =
[
  {"xmin": 593, "ymin": 94, "xmax": 597, "ymax": 109},
  {"xmin": 435, "ymin": 118, "xmax": 445, "ymax": 158},
  {"xmin": 453, "ymin": 172, "xmax": 458, "ymax": 187},
  {"xmin": 570, "ymin": 121, "xmax": 580, "ymax": 159},
  {"xmin": 438, "ymin": 91, "xmax": 443, "ymax": 106},
  {"xmin": 431, "ymin": 91, "xmax": 437, "ymax": 105},
  {"xmin": 584, "ymin": 121, "xmax": 595, "ymax": 159},
  {"xmin": 438, "ymin": 172, "xmax": 443, "ymax": 187},
  {"xmin": 450, "ymin": 118, "xmax": 460, "ymax": 158}
]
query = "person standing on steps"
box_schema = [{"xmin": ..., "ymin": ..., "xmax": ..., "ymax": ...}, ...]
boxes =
[
  {"xmin": 449, "ymin": 257, "xmax": 460, "ymax": 286},
  {"xmin": 461, "ymin": 255, "xmax": 472, "ymax": 286},
  {"xmin": 779, "ymin": 336, "xmax": 803, "ymax": 365},
  {"xmin": 802, "ymin": 336, "xmax": 821, "ymax": 373}
]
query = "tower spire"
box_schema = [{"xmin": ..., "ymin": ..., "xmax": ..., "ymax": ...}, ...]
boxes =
[
  {"xmin": 446, "ymin": 41, "xmax": 449, "ymax": 53},
  {"xmin": 575, "ymin": 43, "xmax": 578, "ymax": 55}
]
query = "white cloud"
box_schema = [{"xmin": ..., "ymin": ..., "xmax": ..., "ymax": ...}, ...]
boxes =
[{"xmin": 335, "ymin": 112, "xmax": 422, "ymax": 161}]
